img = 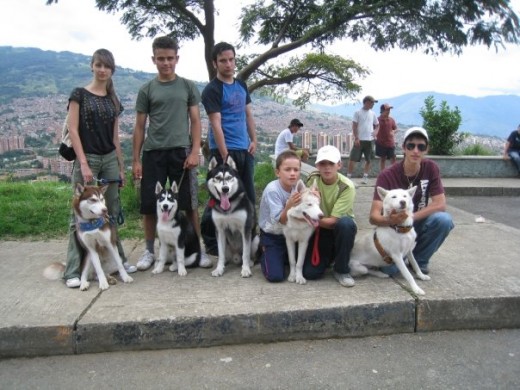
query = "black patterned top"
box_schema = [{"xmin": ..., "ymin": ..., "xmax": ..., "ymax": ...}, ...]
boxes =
[{"xmin": 68, "ymin": 88, "xmax": 123, "ymax": 155}]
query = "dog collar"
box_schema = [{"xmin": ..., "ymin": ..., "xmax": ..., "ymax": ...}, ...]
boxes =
[
  {"xmin": 373, "ymin": 231, "xmax": 393, "ymax": 264},
  {"xmin": 390, "ymin": 225, "xmax": 413, "ymax": 233},
  {"xmin": 78, "ymin": 217, "xmax": 106, "ymax": 232}
]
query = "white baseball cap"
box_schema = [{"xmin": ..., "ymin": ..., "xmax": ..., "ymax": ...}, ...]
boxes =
[
  {"xmin": 316, "ymin": 145, "xmax": 341, "ymax": 164},
  {"xmin": 404, "ymin": 126, "xmax": 429, "ymax": 142}
]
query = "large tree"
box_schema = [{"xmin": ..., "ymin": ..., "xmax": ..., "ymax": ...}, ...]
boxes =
[{"xmin": 47, "ymin": 0, "xmax": 520, "ymax": 107}]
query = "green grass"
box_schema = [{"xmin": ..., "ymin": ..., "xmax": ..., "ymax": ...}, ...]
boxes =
[
  {"xmin": 459, "ymin": 144, "xmax": 495, "ymax": 156},
  {"xmin": 0, "ymin": 163, "xmax": 276, "ymax": 240}
]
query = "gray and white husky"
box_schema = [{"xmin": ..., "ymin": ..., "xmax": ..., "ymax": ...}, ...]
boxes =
[{"xmin": 206, "ymin": 156, "xmax": 258, "ymax": 277}]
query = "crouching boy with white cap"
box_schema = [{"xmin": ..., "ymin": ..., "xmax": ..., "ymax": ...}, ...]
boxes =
[{"xmin": 303, "ymin": 145, "xmax": 358, "ymax": 286}]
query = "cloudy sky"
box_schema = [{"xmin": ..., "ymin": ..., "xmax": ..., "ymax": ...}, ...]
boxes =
[{"xmin": 2, "ymin": 0, "xmax": 520, "ymax": 102}]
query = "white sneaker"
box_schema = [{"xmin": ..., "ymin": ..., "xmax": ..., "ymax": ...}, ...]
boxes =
[
  {"xmin": 361, "ymin": 175, "xmax": 368, "ymax": 184},
  {"xmin": 124, "ymin": 262, "xmax": 137, "ymax": 273},
  {"xmin": 136, "ymin": 250, "xmax": 155, "ymax": 271},
  {"xmin": 66, "ymin": 277, "xmax": 81, "ymax": 288},
  {"xmin": 199, "ymin": 250, "xmax": 213, "ymax": 268},
  {"xmin": 334, "ymin": 272, "xmax": 355, "ymax": 287}
]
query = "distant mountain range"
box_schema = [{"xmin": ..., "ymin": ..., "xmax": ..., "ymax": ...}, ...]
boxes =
[
  {"xmin": 314, "ymin": 92, "xmax": 519, "ymax": 138},
  {"xmin": 0, "ymin": 46, "xmax": 517, "ymax": 138}
]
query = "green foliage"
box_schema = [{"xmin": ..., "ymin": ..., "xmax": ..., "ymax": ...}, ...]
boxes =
[
  {"xmin": 420, "ymin": 95, "xmax": 464, "ymax": 155},
  {"xmin": 459, "ymin": 144, "xmax": 494, "ymax": 156},
  {"xmin": 46, "ymin": 0, "xmax": 520, "ymax": 108},
  {"xmin": 254, "ymin": 162, "xmax": 276, "ymax": 196},
  {"xmin": 0, "ymin": 177, "xmax": 143, "ymax": 240}
]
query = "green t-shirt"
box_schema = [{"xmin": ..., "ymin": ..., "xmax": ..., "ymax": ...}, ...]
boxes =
[
  {"xmin": 307, "ymin": 172, "xmax": 356, "ymax": 219},
  {"xmin": 135, "ymin": 76, "xmax": 201, "ymax": 151}
]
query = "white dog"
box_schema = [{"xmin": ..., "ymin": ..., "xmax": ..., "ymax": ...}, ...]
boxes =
[
  {"xmin": 283, "ymin": 179, "xmax": 323, "ymax": 285},
  {"xmin": 350, "ymin": 186, "xmax": 430, "ymax": 295}
]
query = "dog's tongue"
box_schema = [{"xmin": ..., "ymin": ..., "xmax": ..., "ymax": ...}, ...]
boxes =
[
  {"xmin": 161, "ymin": 210, "xmax": 169, "ymax": 222},
  {"xmin": 220, "ymin": 193, "xmax": 231, "ymax": 211}
]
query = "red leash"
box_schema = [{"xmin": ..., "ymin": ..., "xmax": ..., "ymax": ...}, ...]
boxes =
[{"xmin": 311, "ymin": 227, "xmax": 321, "ymax": 266}]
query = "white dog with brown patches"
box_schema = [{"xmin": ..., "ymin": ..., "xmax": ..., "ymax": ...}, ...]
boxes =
[
  {"xmin": 43, "ymin": 184, "xmax": 133, "ymax": 290},
  {"xmin": 349, "ymin": 186, "xmax": 430, "ymax": 295}
]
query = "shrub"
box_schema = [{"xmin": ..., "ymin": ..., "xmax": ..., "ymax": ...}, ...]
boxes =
[{"xmin": 459, "ymin": 144, "xmax": 494, "ymax": 156}]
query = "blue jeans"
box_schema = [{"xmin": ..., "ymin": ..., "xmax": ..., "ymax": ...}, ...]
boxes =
[
  {"xmin": 303, "ymin": 217, "xmax": 357, "ymax": 279},
  {"xmin": 381, "ymin": 211, "xmax": 454, "ymax": 275},
  {"xmin": 259, "ymin": 230, "xmax": 288, "ymax": 282},
  {"xmin": 508, "ymin": 150, "xmax": 520, "ymax": 173}
]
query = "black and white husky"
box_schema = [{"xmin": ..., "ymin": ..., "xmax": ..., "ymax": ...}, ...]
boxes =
[
  {"xmin": 206, "ymin": 156, "xmax": 258, "ymax": 277},
  {"xmin": 153, "ymin": 181, "xmax": 201, "ymax": 276}
]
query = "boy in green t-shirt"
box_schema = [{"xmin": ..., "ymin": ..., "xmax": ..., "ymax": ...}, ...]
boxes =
[
  {"xmin": 303, "ymin": 145, "xmax": 358, "ymax": 287},
  {"xmin": 132, "ymin": 36, "xmax": 211, "ymax": 271}
]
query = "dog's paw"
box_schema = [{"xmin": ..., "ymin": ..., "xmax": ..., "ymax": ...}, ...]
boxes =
[
  {"xmin": 168, "ymin": 262, "xmax": 178, "ymax": 272},
  {"xmin": 413, "ymin": 286, "xmax": 426, "ymax": 295},
  {"xmin": 122, "ymin": 275, "xmax": 134, "ymax": 283},
  {"xmin": 178, "ymin": 267, "xmax": 187, "ymax": 276},
  {"xmin": 152, "ymin": 264, "xmax": 165, "ymax": 274},
  {"xmin": 241, "ymin": 267, "xmax": 252, "ymax": 278},
  {"xmin": 211, "ymin": 266, "xmax": 225, "ymax": 277},
  {"xmin": 417, "ymin": 274, "xmax": 431, "ymax": 281},
  {"xmin": 79, "ymin": 282, "xmax": 90, "ymax": 291},
  {"xmin": 287, "ymin": 271, "xmax": 296, "ymax": 283},
  {"xmin": 98, "ymin": 279, "xmax": 110, "ymax": 290},
  {"xmin": 107, "ymin": 275, "xmax": 118, "ymax": 285},
  {"xmin": 295, "ymin": 275, "xmax": 307, "ymax": 285}
]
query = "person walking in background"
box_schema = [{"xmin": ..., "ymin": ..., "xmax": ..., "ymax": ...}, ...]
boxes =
[
  {"xmin": 302, "ymin": 145, "xmax": 358, "ymax": 287},
  {"xmin": 503, "ymin": 124, "xmax": 520, "ymax": 176},
  {"xmin": 370, "ymin": 127, "xmax": 454, "ymax": 275},
  {"xmin": 347, "ymin": 95, "xmax": 379, "ymax": 184},
  {"xmin": 200, "ymin": 41, "xmax": 258, "ymax": 256},
  {"xmin": 375, "ymin": 103, "xmax": 398, "ymax": 172},
  {"xmin": 132, "ymin": 36, "xmax": 211, "ymax": 271},
  {"xmin": 274, "ymin": 118, "xmax": 310, "ymax": 162},
  {"xmin": 63, "ymin": 48, "xmax": 136, "ymax": 288}
]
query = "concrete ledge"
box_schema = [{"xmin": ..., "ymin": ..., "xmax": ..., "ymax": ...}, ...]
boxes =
[
  {"xmin": 417, "ymin": 296, "xmax": 520, "ymax": 332},
  {"xmin": 303, "ymin": 155, "xmax": 518, "ymax": 178},
  {"xmin": 0, "ymin": 325, "xmax": 75, "ymax": 357},
  {"xmin": 73, "ymin": 302, "xmax": 416, "ymax": 354}
]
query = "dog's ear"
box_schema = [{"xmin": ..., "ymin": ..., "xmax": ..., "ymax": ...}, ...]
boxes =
[
  {"xmin": 155, "ymin": 181, "xmax": 163, "ymax": 194},
  {"xmin": 74, "ymin": 183, "xmax": 84, "ymax": 196},
  {"xmin": 376, "ymin": 186, "xmax": 388, "ymax": 200},
  {"xmin": 225, "ymin": 155, "xmax": 237, "ymax": 170},
  {"xmin": 295, "ymin": 179, "xmax": 306, "ymax": 193},
  {"xmin": 171, "ymin": 181, "xmax": 178, "ymax": 194},
  {"xmin": 408, "ymin": 186, "xmax": 417, "ymax": 197},
  {"xmin": 209, "ymin": 157, "xmax": 218, "ymax": 171},
  {"xmin": 99, "ymin": 185, "xmax": 108, "ymax": 195}
]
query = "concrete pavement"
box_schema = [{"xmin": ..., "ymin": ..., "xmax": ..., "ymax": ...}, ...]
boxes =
[{"xmin": 1, "ymin": 178, "xmax": 519, "ymax": 358}]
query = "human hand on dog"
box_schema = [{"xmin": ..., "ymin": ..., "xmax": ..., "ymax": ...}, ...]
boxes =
[
  {"xmin": 387, "ymin": 209, "xmax": 409, "ymax": 225},
  {"xmin": 286, "ymin": 192, "xmax": 301, "ymax": 209}
]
